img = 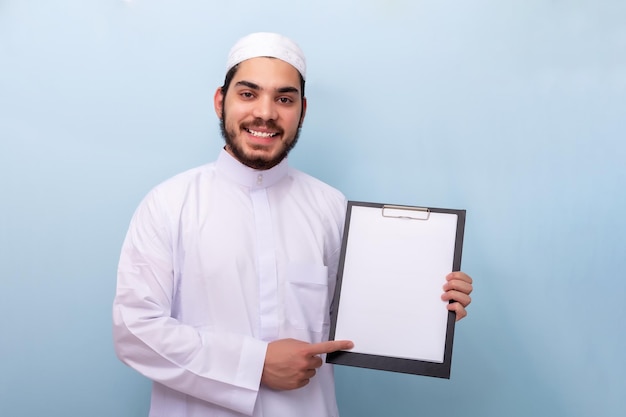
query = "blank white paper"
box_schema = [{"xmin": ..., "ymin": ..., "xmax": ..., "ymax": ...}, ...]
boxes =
[{"xmin": 333, "ymin": 205, "xmax": 458, "ymax": 363}]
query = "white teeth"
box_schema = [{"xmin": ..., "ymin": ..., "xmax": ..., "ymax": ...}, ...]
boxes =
[{"xmin": 248, "ymin": 129, "xmax": 277, "ymax": 138}]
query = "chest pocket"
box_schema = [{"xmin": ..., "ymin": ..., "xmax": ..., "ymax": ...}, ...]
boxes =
[{"xmin": 285, "ymin": 263, "xmax": 329, "ymax": 333}]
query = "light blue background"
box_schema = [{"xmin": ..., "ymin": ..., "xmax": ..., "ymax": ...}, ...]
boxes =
[{"xmin": 1, "ymin": 1, "xmax": 624, "ymax": 416}]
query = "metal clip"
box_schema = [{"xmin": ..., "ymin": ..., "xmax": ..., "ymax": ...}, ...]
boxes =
[{"xmin": 381, "ymin": 205, "xmax": 430, "ymax": 220}]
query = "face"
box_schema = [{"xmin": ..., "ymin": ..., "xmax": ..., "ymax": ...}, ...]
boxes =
[{"xmin": 214, "ymin": 57, "xmax": 307, "ymax": 170}]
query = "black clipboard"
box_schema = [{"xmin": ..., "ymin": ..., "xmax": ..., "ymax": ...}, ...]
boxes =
[{"xmin": 327, "ymin": 201, "xmax": 466, "ymax": 379}]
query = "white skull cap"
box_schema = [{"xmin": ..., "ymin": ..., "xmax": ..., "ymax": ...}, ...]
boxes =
[{"xmin": 226, "ymin": 32, "xmax": 306, "ymax": 80}]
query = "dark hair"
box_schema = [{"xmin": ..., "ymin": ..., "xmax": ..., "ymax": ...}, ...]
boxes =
[{"xmin": 220, "ymin": 61, "xmax": 306, "ymax": 98}]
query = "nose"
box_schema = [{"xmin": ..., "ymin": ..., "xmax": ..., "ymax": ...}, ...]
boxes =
[{"xmin": 252, "ymin": 95, "xmax": 278, "ymax": 121}]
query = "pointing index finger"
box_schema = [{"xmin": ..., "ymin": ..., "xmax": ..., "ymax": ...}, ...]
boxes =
[{"xmin": 307, "ymin": 340, "xmax": 354, "ymax": 356}]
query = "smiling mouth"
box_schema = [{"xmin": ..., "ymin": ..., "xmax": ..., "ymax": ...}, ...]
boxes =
[{"xmin": 245, "ymin": 128, "xmax": 279, "ymax": 138}]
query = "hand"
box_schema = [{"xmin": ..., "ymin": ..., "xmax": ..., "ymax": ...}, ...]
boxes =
[
  {"xmin": 441, "ymin": 271, "xmax": 473, "ymax": 321},
  {"xmin": 261, "ymin": 338, "xmax": 354, "ymax": 390}
]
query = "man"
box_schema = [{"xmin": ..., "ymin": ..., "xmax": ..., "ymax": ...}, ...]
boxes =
[{"xmin": 113, "ymin": 32, "xmax": 473, "ymax": 417}]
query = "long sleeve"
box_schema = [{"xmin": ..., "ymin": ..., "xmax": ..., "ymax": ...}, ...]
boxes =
[{"xmin": 112, "ymin": 188, "xmax": 268, "ymax": 416}]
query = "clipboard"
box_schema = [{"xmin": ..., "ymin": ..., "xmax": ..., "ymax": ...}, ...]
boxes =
[{"xmin": 327, "ymin": 201, "xmax": 466, "ymax": 379}]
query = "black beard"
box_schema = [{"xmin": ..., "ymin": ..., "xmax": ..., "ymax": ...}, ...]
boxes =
[{"xmin": 220, "ymin": 108, "xmax": 300, "ymax": 170}]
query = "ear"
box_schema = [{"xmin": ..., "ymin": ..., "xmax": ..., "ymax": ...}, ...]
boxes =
[
  {"xmin": 299, "ymin": 96, "xmax": 307, "ymax": 127},
  {"xmin": 214, "ymin": 87, "xmax": 225, "ymax": 119}
]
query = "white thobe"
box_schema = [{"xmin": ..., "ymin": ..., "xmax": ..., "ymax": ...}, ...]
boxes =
[{"xmin": 113, "ymin": 149, "xmax": 347, "ymax": 417}]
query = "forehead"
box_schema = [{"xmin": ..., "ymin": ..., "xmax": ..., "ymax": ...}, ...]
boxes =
[{"xmin": 232, "ymin": 57, "xmax": 301, "ymax": 90}]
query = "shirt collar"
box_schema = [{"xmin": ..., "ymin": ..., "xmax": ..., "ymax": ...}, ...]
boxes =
[{"xmin": 216, "ymin": 148, "xmax": 289, "ymax": 189}]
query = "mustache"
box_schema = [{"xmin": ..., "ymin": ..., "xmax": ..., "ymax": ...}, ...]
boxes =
[{"xmin": 244, "ymin": 118, "xmax": 283, "ymax": 133}]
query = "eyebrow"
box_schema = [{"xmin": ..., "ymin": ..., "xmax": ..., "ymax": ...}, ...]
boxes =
[{"xmin": 235, "ymin": 80, "xmax": 300, "ymax": 95}]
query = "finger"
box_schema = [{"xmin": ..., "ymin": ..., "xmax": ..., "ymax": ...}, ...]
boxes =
[
  {"xmin": 297, "ymin": 378, "xmax": 311, "ymax": 389},
  {"xmin": 441, "ymin": 289, "xmax": 472, "ymax": 307},
  {"xmin": 307, "ymin": 339, "xmax": 354, "ymax": 355},
  {"xmin": 306, "ymin": 355, "xmax": 323, "ymax": 370},
  {"xmin": 447, "ymin": 302, "xmax": 467, "ymax": 321},
  {"xmin": 296, "ymin": 370, "xmax": 317, "ymax": 389},
  {"xmin": 446, "ymin": 271, "xmax": 473, "ymax": 284},
  {"xmin": 443, "ymin": 279, "xmax": 473, "ymax": 295}
]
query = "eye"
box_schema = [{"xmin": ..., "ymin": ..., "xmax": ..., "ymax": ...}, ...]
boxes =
[
  {"xmin": 240, "ymin": 91, "xmax": 254, "ymax": 99},
  {"xmin": 277, "ymin": 97, "xmax": 293, "ymax": 104}
]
